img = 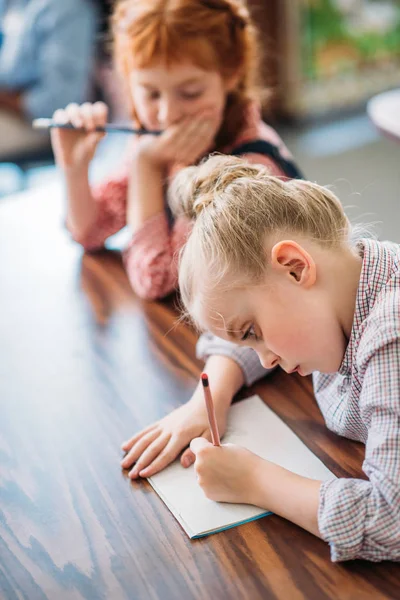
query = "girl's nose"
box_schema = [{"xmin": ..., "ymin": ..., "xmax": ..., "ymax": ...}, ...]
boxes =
[
  {"xmin": 158, "ymin": 98, "xmax": 180, "ymax": 127},
  {"xmin": 257, "ymin": 350, "xmax": 279, "ymax": 370}
]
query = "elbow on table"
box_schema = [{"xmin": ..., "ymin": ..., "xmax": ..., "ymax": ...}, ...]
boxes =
[
  {"xmin": 356, "ymin": 500, "xmax": 400, "ymax": 562},
  {"xmin": 379, "ymin": 511, "xmax": 400, "ymax": 561},
  {"xmin": 127, "ymin": 266, "xmax": 176, "ymax": 301},
  {"xmin": 68, "ymin": 226, "xmax": 105, "ymax": 253}
]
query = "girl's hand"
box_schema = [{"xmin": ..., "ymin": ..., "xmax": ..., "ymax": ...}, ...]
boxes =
[
  {"xmin": 191, "ymin": 440, "xmax": 322, "ymax": 538},
  {"xmin": 190, "ymin": 439, "xmax": 262, "ymax": 505},
  {"xmin": 121, "ymin": 399, "xmax": 228, "ymax": 479},
  {"xmin": 51, "ymin": 102, "xmax": 108, "ymax": 170},
  {"xmin": 135, "ymin": 110, "xmax": 219, "ymax": 170}
]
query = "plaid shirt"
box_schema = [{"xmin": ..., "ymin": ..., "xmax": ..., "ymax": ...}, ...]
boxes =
[{"xmin": 198, "ymin": 238, "xmax": 400, "ymax": 562}]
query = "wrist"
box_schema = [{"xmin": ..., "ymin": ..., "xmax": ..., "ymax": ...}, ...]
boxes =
[
  {"xmin": 63, "ymin": 163, "xmax": 90, "ymax": 178},
  {"xmin": 248, "ymin": 456, "xmax": 273, "ymax": 507},
  {"xmin": 189, "ymin": 384, "xmax": 231, "ymax": 426},
  {"xmin": 249, "ymin": 460, "xmax": 296, "ymax": 510},
  {"xmin": 133, "ymin": 144, "xmax": 168, "ymax": 173},
  {"xmin": 249, "ymin": 461, "xmax": 322, "ymax": 536}
]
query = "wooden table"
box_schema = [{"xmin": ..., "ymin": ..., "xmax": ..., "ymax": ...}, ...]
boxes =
[{"xmin": 1, "ymin": 185, "xmax": 399, "ymax": 600}]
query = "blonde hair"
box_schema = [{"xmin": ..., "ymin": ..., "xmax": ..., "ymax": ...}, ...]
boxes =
[
  {"xmin": 169, "ymin": 155, "xmax": 350, "ymax": 322},
  {"xmin": 112, "ymin": 0, "xmax": 262, "ymax": 147}
]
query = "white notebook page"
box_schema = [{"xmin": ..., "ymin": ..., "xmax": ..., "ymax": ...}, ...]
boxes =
[{"xmin": 148, "ymin": 395, "xmax": 335, "ymax": 538}]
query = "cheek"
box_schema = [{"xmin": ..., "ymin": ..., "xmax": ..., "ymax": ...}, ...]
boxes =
[
  {"xmin": 263, "ymin": 312, "xmax": 320, "ymax": 357},
  {"xmin": 271, "ymin": 325, "xmax": 305, "ymax": 357},
  {"xmin": 197, "ymin": 87, "xmax": 226, "ymax": 118},
  {"xmin": 131, "ymin": 92, "xmax": 156, "ymax": 124},
  {"xmin": 259, "ymin": 303, "xmax": 345, "ymax": 369},
  {"xmin": 296, "ymin": 312, "xmax": 344, "ymax": 362}
]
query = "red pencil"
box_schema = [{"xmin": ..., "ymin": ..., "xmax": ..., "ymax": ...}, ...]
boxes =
[{"xmin": 201, "ymin": 373, "xmax": 221, "ymax": 446}]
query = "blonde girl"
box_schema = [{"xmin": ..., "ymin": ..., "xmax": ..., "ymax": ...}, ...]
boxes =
[{"xmin": 127, "ymin": 155, "xmax": 400, "ymax": 563}]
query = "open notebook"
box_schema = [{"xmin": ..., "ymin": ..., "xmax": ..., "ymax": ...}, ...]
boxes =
[{"xmin": 148, "ymin": 395, "xmax": 335, "ymax": 539}]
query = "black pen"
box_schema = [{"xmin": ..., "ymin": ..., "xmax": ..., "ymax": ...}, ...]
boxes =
[{"xmin": 32, "ymin": 118, "xmax": 162, "ymax": 135}]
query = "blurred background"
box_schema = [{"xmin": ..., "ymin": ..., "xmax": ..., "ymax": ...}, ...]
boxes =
[{"xmin": 0, "ymin": 0, "xmax": 399, "ymax": 240}]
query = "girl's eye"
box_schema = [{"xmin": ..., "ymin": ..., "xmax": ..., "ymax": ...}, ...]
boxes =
[
  {"xmin": 147, "ymin": 91, "xmax": 160, "ymax": 100},
  {"xmin": 180, "ymin": 90, "xmax": 203, "ymax": 100},
  {"xmin": 241, "ymin": 325, "xmax": 259, "ymax": 342}
]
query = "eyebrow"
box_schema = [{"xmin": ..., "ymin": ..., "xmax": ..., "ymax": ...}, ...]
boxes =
[
  {"xmin": 224, "ymin": 319, "xmax": 244, "ymax": 341},
  {"xmin": 178, "ymin": 78, "xmax": 203, "ymax": 86},
  {"xmin": 139, "ymin": 78, "xmax": 203, "ymax": 89}
]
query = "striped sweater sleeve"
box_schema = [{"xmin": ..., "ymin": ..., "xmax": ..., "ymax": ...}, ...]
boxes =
[
  {"xmin": 123, "ymin": 213, "xmax": 191, "ymax": 300},
  {"xmin": 67, "ymin": 170, "xmax": 129, "ymax": 251}
]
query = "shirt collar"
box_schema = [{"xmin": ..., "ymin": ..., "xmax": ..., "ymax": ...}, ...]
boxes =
[{"xmin": 339, "ymin": 238, "xmax": 395, "ymax": 375}]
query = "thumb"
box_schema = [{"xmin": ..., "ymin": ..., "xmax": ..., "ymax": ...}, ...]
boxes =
[
  {"xmin": 181, "ymin": 430, "xmax": 212, "ymax": 467},
  {"xmin": 85, "ymin": 131, "xmax": 104, "ymax": 151},
  {"xmin": 190, "ymin": 436, "xmax": 212, "ymax": 455}
]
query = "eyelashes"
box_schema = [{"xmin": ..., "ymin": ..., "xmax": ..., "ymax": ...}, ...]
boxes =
[
  {"xmin": 241, "ymin": 324, "xmax": 258, "ymax": 342},
  {"xmin": 144, "ymin": 90, "xmax": 204, "ymax": 101}
]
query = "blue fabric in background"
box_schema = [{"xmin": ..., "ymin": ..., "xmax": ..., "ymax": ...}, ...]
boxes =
[
  {"xmin": 0, "ymin": 0, "xmax": 98, "ymax": 119},
  {"xmin": 0, "ymin": 163, "xmax": 24, "ymax": 196}
]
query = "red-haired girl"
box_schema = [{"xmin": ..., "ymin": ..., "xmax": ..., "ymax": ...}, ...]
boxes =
[{"xmin": 51, "ymin": 0, "xmax": 303, "ymax": 300}]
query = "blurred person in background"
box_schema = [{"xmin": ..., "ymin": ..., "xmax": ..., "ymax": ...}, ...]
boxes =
[{"xmin": 0, "ymin": 0, "xmax": 99, "ymax": 161}]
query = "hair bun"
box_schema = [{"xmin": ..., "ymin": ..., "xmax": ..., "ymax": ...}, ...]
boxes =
[
  {"xmin": 168, "ymin": 154, "xmax": 265, "ymax": 220},
  {"xmin": 193, "ymin": 193, "xmax": 214, "ymax": 216},
  {"xmin": 168, "ymin": 159, "xmax": 220, "ymax": 220}
]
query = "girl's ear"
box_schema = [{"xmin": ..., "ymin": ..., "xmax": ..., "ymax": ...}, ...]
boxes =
[{"xmin": 270, "ymin": 240, "xmax": 316, "ymax": 288}]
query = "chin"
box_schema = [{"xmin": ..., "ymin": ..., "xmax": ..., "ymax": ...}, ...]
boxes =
[
  {"xmin": 317, "ymin": 360, "xmax": 343, "ymax": 374},
  {"xmin": 299, "ymin": 369, "xmax": 312, "ymax": 377}
]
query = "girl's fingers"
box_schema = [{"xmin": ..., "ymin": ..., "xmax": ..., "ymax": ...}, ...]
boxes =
[
  {"xmin": 180, "ymin": 447, "xmax": 196, "ymax": 468},
  {"xmin": 120, "ymin": 428, "xmax": 161, "ymax": 469},
  {"xmin": 52, "ymin": 108, "xmax": 68, "ymax": 124},
  {"xmin": 128, "ymin": 433, "xmax": 171, "ymax": 479},
  {"xmin": 176, "ymin": 120, "xmax": 212, "ymax": 163},
  {"xmin": 65, "ymin": 103, "xmax": 84, "ymax": 129},
  {"xmin": 137, "ymin": 437, "xmax": 183, "ymax": 478},
  {"xmin": 92, "ymin": 101, "xmax": 108, "ymax": 128},
  {"xmin": 153, "ymin": 113, "xmax": 215, "ymax": 164},
  {"xmin": 80, "ymin": 102, "xmax": 96, "ymax": 131},
  {"xmin": 167, "ymin": 118, "xmax": 205, "ymax": 161},
  {"xmin": 159, "ymin": 119, "xmax": 189, "ymax": 147},
  {"xmin": 83, "ymin": 132, "xmax": 105, "ymax": 156},
  {"xmin": 121, "ymin": 422, "xmax": 159, "ymax": 452},
  {"xmin": 181, "ymin": 430, "xmax": 212, "ymax": 468}
]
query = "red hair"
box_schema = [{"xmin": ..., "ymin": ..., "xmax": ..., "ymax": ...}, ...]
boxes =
[{"xmin": 112, "ymin": 0, "xmax": 263, "ymax": 147}]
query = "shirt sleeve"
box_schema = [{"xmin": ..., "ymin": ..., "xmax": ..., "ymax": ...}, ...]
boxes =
[
  {"xmin": 23, "ymin": 2, "xmax": 98, "ymax": 119},
  {"xmin": 67, "ymin": 170, "xmax": 129, "ymax": 251},
  {"xmin": 318, "ymin": 339, "xmax": 400, "ymax": 562},
  {"xmin": 196, "ymin": 333, "xmax": 273, "ymax": 386},
  {"xmin": 123, "ymin": 213, "xmax": 191, "ymax": 300}
]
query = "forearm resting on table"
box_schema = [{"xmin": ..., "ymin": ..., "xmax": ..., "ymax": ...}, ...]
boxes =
[
  {"xmin": 127, "ymin": 154, "xmax": 165, "ymax": 233},
  {"xmin": 64, "ymin": 168, "xmax": 98, "ymax": 238},
  {"xmin": 192, "ymin": 355, "xmax": 245, "ymax": 418},
  {"xmin": 254, "ymin": 460, "xmax": 322, "ymax": 538}
]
